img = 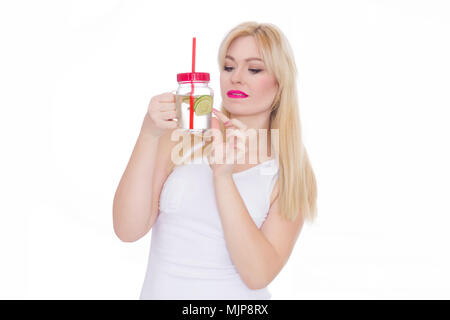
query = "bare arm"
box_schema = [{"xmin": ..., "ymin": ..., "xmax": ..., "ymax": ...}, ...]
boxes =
[
  {"xmin": 213, "ymin": 174, "xmax": 281, "ymax": 289},
  {"xmin": 112, "ymin": 116, "xmax": 160, "ymax": 242},
  {"xmin": 210, "ymin": 108, "xmax": 304, "ymax": 290},
  {"xmin": 112, "ymin": 92, "xmax": 177, "ymax": 242}
]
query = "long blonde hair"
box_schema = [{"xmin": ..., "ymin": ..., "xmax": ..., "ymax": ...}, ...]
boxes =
[{"xmin": 171, "ymin": 21, "xmax": 318, "ymax": 223}]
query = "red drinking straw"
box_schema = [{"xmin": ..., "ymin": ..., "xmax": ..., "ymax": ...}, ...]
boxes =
[
  {"xmin": 192, "ymin": 37, "xmax": 196, "ymax": 73},
  {"xmin": 189, "ymin": 37, "xmax": 196, "ymax": 129}
]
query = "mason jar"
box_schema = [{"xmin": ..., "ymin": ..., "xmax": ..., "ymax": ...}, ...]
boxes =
[{"xmin": 174, "ymin": 72, "xmax": 213, "ymax": 133}]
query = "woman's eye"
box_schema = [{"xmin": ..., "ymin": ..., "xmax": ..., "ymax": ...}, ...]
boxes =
[{"xmin": 223, "ymin": 66, "xmax": 262, "ymax": 74}]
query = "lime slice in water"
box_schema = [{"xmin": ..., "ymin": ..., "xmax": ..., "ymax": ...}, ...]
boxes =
[{"xmin": 194, "ymin": 95, "xmax": 213, "ymax": 116}]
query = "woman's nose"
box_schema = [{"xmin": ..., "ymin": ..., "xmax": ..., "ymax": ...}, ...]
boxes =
[{"xmin": 230, "ymin": 66, "xmax": 244, "ymax": 84}]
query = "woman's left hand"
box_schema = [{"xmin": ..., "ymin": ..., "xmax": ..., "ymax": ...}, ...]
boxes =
[{"xmin": 207, "ymin": 108, "xmax": 249, "ymax": 178}]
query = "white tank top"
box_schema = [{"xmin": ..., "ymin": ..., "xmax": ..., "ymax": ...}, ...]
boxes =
[{"xmin": 139, "ymin": 145, "xmax": 280, "ymax": 300}]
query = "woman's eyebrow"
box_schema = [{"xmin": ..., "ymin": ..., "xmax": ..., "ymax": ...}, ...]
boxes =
[{"xmin": 225, "ymin": 55, "xmax": 263, "ymax": 62}]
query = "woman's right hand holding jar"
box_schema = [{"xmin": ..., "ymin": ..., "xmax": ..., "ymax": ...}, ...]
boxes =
[{"xmin": 141, "ymin": 92, "xmax": 178, "ymax": 138}]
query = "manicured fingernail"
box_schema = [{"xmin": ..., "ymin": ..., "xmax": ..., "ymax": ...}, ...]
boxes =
[
  {"xmin": 213, "ymin": 108, "xmax": 219, "ymax": 112},
  {"xmin": 224, "ymin": 121, "xmax": 230, "ymax": 125}
]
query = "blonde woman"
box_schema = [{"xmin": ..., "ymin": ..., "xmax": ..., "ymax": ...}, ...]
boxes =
[{"xmin": 113, "ymin": 21, "xmax": 317, "ymax": 300}]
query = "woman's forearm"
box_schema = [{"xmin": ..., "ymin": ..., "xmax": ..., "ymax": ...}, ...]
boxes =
[
  {"xmin": 113, "ymin": 118, "xmax": 160, "ymax": 242},
  {"xmin": 213, "ymin": 174, "xmax": 281, "ymax": 290}
]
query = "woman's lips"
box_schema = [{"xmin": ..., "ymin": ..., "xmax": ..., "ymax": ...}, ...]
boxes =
[{"xmin": 227, "ymin": 90, "xmax": 248, "ymax": 99}]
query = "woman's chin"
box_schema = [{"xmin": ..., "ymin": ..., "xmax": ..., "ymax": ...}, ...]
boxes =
[{"xmin": 226, "ymin": 98, "xmax": 248, "ymax": 104}]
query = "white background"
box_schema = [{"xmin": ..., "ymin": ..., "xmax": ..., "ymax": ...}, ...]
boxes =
[{"xmin": 0, "ymin": 0, "xmax": 449, "ymax": 299}]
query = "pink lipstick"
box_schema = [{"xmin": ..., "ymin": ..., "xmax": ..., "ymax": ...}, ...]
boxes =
[{"xmin": 227, "ymin": 90, "xmax": 248, "ymax": 99}]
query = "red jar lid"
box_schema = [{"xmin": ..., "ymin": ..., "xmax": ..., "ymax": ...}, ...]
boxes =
[{"xmin": 177, "ymin": 72, "xmax": 210, "ymax": 82}]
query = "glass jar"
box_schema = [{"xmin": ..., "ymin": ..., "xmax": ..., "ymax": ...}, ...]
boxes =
[{"xmin": 174, "ymin": 72, "xmax": 213, "ymax": 133}]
